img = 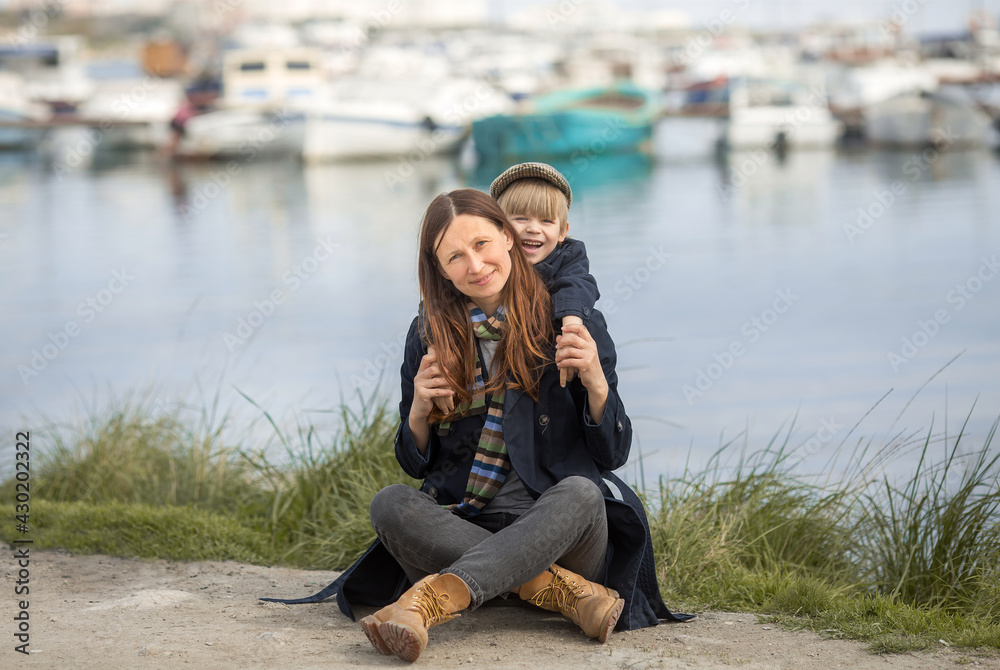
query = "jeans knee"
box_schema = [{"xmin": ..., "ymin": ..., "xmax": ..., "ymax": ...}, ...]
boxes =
[
  {"xmin": 369, "ymin": 483, "xmax": 416, "ymax": 532},
  {"xmin": 559, "ymin": 476, "xmax": 604, "ymax": 513}
]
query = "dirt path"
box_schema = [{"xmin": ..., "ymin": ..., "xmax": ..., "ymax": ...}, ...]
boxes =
[{"xmin": 3, "ymin": 550, "xmax": 995, "ymax": 669}]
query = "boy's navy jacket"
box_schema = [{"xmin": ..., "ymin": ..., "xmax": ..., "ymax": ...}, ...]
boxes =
[
  {"xmin": 262, "ymin": 306, "xmax": 693, "ymax": 631},
  {"xmin": 536, "ymin": 238, "xmax": 600, "ymax": 321}
]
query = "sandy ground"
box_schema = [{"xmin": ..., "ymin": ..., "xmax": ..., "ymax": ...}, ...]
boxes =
[{"xmin": 3, "ymin": 550, "xmax": 998, "ymax": 669}]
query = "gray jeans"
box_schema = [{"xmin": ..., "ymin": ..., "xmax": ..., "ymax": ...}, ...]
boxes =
[{"xmin": 369, "ymin": 476, "xmax": 608, "ymax": 609}]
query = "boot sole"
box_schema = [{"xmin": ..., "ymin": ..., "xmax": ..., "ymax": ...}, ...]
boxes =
[
  {"xmin": 379, "ymin": 621, "xmax": 425, "ymax": 663},
  {"xmin": 598, "ymin": 598, "xmax": 625, "ymax": 644},
  {"xmin": 360, "ymin": 614, "xmax": 390, "ymax": 655}
]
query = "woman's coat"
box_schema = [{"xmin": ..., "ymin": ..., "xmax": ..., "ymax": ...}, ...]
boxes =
[{"xmin": 263, "ymin": 308, "xmax": 691, "ymax": 630}]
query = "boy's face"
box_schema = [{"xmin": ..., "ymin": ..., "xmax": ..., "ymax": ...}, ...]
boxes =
[{"xmin": 509, "ymin": 214, "xmax": 567, "ymax": 264}]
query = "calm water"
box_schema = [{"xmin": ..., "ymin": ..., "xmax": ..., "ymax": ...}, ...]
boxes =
[{"xmin": 2, "ymin": 123, "xmax": 999, "ymax": 483}]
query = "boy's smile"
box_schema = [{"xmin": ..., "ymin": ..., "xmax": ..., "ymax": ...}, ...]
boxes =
[{"xmin": 509, "ymin": 214, "xmax": 568, "ymax": 265}]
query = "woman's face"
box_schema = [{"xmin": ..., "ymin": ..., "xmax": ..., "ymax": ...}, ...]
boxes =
[{"xmin": 434, "ymin": 214, "xmax": 514, "ymax": 315}]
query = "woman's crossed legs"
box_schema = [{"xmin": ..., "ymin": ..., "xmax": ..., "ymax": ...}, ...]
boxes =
[{"xmin": 369, "ymin": 475, "xmax": 608, "ymax": 608}]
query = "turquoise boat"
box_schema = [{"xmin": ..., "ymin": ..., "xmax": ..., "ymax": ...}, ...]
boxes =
[{"xmin": 472, "ymin": 81, "xmax": 659, "ymax": 161}]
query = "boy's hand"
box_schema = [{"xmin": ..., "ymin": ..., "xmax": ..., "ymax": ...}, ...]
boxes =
[
  {"xmin": 427, "ymin": 345, "xmax": 455, "ymax": 415},
  {"xmin": 433, "ymin": 395, "xmax": 455, "ymax": 415},
  {"xmin": 559, "ymin": 315, "xmax": 584, "ymax": 386},
  {"xmin": 556, "ymin": 323, "xmax": 609, "ymax": 422}
]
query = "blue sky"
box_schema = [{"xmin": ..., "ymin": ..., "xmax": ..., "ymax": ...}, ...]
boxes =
[{"xmin": 491, "ymin": 0, "xmax": 1000, "ymax": 34}]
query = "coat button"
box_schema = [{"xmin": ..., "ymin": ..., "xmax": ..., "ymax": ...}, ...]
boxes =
[
  {"xmin": 428, "ymin": 486, "xmax": 439, "ymax": 498},
  {"xmin": 538, "ymin": 414, "xmax": 550, "ymax": 426},
  {"xmin": 616, "ymin": 420, "xmax": 623, "ymax": 431}
]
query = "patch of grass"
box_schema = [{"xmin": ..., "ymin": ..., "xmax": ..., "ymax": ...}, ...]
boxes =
[
  {"xmin": 0, "ymin": 500, "xmax": 274, "ymax": 564},
  {"xmin": 12, "ymin": 392, "xmax": 266, "ymax": 516},
  {"xmin": 651, "ymin": 423, "xmax": 862, "ymax": 612},
  {"xmin": 239, "ymin": 395, "xmax": 420, "ymax": 569},
  {"xmin": 858, "ymin": 414, "xmax": 1000, "ymax": 616},
  {"xmin": 767, "ymin": 591, "xmax": 1000, "ymax": 654},
  {"xmin": 653, "ymin": 407, "xmax": 1000, "ymax": 652},
  {"xmin": 1, "ymin": 391, "xmax": 415, "ymax": 570}
]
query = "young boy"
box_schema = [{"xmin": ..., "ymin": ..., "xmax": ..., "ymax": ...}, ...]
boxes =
[{"xmin": 490, "ymin": 162, "xmax": 601, "ymax": 386}]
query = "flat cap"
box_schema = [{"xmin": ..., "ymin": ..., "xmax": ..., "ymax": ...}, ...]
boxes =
[{"xmin": 489, "ymin": 162, "xmax": 572, "ymax": 208}]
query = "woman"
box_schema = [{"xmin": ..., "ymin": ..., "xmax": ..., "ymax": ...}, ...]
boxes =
[{"xmin": 264, "ymin": 189, "xmax": 689, "ymax": 662}]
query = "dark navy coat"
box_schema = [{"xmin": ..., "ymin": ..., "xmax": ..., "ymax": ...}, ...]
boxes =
[
  {"xmin": 264, "ymin": 308, "xmax": 691, "ymax": 630},
  {"xmin": 535, "ymin": 238, "xmax": 600, "ymax": 321}
]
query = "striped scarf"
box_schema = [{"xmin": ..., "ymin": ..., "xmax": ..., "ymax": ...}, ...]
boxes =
[{"xmin": 442, "ymin": 302, "xmax": 509, "ymax": 518}]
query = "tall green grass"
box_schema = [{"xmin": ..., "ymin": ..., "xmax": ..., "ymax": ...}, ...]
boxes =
[
  {"xmin": 26, "ymin": 394, "xmax": 263, "ymax": 514},
  {"xmin": 0, "ymin": 391, "xmax": 417, "ymax": 569},
  {"xmin": 1, "ymin": 392, "xmax": 997, "ymax": 652},
  {"xmin": 237, "ymin": 393, "xmax": 419, "ymax": 568},
  {"xmin": 650, "ymin": 432, "xmax": 862, "ymax": 612},
  {"xmin": 648, "ymin": 407, "xmax": 1000, "ymax": 652},
  {"xmin": 859, "ymin": 414, "xmax": 1000, "ymax": 618}
]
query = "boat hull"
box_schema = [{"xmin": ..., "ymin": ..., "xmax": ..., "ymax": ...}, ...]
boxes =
[
  {"xmin": 866, "ymin": 91, "xmax": 994, "ymax": 148},
  {"xmin": 303, "ymin": 112, "xmax": 464, "ymax": 161},
  {"xmin": 177, "ymin": 108, "xmax": 306, "ymax": 159},
  {"xmin": 725, "ymin": 107, "xmax": 842, "ymax": 150},
  {"xmin": 473, "ymin": 109, "xmax": 654, "ymax": 160},
  {"xmin": 472, "ymin": 82, "xmax": 658, "ymax": 160}
]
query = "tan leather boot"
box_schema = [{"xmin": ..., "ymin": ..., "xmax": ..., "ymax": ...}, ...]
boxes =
[
  {"xmin": 359, "ymin": 573, "xmax": 470, "ymax": 662},
  {"xmin": 518, "ymin": 564, "xmax": 624, "ymax": 643}
]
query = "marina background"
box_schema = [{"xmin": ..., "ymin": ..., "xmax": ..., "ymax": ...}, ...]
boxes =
[{"xmin": 1, "ymin": 0, "xmax": 999, "ymax": 486}]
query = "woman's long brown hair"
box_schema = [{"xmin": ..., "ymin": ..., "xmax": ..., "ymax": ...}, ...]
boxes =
[{"xmin": 417, "ymin": 189, "xmax": 553, "ymax": 424}]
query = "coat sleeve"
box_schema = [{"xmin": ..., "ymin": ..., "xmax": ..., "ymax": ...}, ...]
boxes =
[
  {"xmin": 394, "ymin": 316, "xmax": 436, "ymax": 479},
  {"xmin": 578, "ymin": 309, "xmax": 632, "ymax": 471},
  {"xmin": 543, "ymin": 239, "xmax": 601, "ymax": 321}
]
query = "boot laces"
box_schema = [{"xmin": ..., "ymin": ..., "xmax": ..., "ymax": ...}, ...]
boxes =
[
  {"xmin": 530, "ymin": 571, "xmax": 583, "ymax": 615},
  {"xmin": 409, "ymin": 582, "xmax": 456, "ymax": 625}
]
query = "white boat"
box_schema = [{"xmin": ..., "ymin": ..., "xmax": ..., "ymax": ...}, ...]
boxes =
[
  {"xmin": 723, "ymin": 78, "xmax": 843, "ymax": 150},
  {"xmin": 176, "ymin": 47, "xmax": 325, "ymax": 158},
  {"xmin": 0, "ymin": 72, "xmax": 50, "ymax": 148},
  {"xmin": 178, "ymin": 107, "xmax": 307, "ymax": 158},
  {"xmin": 303, "ymin": 78, "xmax": 513, "ymax": 161},
  {"xmin": 77, "ymin": 78, "xmax": 186, "ymax": 149},
  {"xmin": 304, "ymin": 100, "xmax": 463, "ymax": 161},
  {"xmin": 218, "ymin": 47, "xmax": 327, "ymax": 110},
  {"xmin": 826, "ymin": 60, "xmax": 939, "ymax": 111},
  {"xmin": 865, "ymin": 86, "xmax": 995, "ymax": 148},
  {"xmin": 0, "ymin": 37, "xmax": 95, "ymax": 112}
]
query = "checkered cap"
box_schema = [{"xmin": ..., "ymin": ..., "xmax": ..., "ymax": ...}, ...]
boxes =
[{"xmin": 489, "ymin": 162, "xmax": 572, "ymax": 209}]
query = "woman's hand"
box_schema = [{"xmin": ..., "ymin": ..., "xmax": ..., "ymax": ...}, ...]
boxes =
[
  {"xmin": 555, "ymin": 323, "xmax": 609, "ymax": 423},
  {"xmin": 411, "ymin": 346, "xmax": 456, "ymax": 418}
]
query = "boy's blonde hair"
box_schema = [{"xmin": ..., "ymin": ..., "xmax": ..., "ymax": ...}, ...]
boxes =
[{"xmin": 496, "ymin": 178, "xmax": 569, "ymax": 235}]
